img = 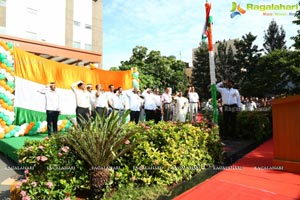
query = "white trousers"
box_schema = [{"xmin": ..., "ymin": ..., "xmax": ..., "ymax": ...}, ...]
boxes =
[{"xmin": 189, "ymin": 103, "xmax": 198, "ymax": 122}]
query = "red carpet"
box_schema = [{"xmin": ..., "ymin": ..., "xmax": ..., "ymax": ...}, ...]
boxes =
[{"xmin": 174, "ymin": 139, "xmax": 300, "ymax": 200}]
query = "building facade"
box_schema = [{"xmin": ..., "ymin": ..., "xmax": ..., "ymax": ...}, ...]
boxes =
[{"xmin": 0, "ymin": 0, "xmax": 102, "ymax": 67}]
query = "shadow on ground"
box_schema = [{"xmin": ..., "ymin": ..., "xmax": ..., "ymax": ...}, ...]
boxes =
[{"xmin": 0, "ymin": 190, "xmax": 10, "ymax": 200}]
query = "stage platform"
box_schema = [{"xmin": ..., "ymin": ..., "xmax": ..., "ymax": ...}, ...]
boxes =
[{"xmin": 0, "ymin": 134, "xmax": 47, "ymax": 164}]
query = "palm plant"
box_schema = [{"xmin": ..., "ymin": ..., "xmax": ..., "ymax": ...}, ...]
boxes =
[{"xmin": 64, "ymin": 109, "xmax": 137, "ymax": 199}]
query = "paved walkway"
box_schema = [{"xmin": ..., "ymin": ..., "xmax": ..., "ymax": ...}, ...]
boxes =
[{"xmin": 0, "ymin": 153, "xmax": 22, "ymax": 200}]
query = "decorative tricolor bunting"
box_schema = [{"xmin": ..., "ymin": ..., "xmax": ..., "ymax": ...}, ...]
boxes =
[{"xmin": 0, "ymin": 42, "xmax": 133, "ymax": 139}]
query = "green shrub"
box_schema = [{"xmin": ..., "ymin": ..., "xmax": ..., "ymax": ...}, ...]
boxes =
[
  {"xmin": 17, "ymin": 120, "xmax": 223, "ymax": 199},
  {"xmin": 17, "ymin": 135, "xmax": 89, "ymax": 200},
  {"xmin": 236, "ymin": 111, "xmax": 272, "ymax": 141},
  {"xmin": 106, "ymin": 184, "xmax": 169, "ymax": 200},
  {"xmin": 112, "ymin": 121, "xmax": 223, "ymax": 188},
  {"xmin": 218, "ymin": 111, "xmax": 272, "ymax": 141}
]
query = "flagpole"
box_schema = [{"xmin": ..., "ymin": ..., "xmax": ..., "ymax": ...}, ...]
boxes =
[{"xmin": 203, "ymin": 0, "xmax": 218, "ymax": 124}]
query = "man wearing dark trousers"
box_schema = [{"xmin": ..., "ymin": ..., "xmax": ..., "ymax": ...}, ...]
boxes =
[
  {"xmin": 161, "ymin": 87, "xmax": 172, "ymax": 121},
  {"xmin": 38, "ymin": 82, "xmax": 61, "ymax": 136},
  {"xmin": 71, "ymin": 81, "xmax": 91, "ymax": 127},
  {"xmin": 216, "ymin": 80, "xmax": 241, "ymax": 138},
  {"xmin": 142, "ymin": 88, "xmax": 157, "ymax": 122},
  {"xmin": 154, "ymin": 88, "xmax": 162, "ymax": 123},
  {"xmin": 125, "ymin": 87, "xmax": 143, "ymax": 124}
]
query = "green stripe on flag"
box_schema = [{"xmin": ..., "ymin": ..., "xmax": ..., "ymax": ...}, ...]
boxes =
[{"xmin": 14, "ymin": 107, "xmax": 75, "ymax": 125}]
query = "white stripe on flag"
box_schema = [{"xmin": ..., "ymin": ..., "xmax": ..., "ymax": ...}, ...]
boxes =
[{"xmin": 14, "ymin": 77, "xmax": 77, "ymax": 115}]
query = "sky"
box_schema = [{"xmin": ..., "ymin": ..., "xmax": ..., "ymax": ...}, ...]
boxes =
[{"xmin": 102, "ymin": 0, "xmax": 299, "ymax": 70}]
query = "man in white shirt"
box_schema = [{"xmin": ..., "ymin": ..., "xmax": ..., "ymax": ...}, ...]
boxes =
[
  {"xmin": 71, "ymin": 81, "xmax": 91, "ymax": 127},
  {"xmin": 94, "ymin": 84, "xmax": 109, "ymax": 117},
  {"xmin": 245, "ymin": 97, "xmax": 257, "ymax": 111},
  {"xmin": 125, "ymin": 87, "xmax": 143, "ymax": 124},
  {"xmin": 38, "ymin": 82, "xmax": 61, "ymax": 136},
  {"xmin": 86, "ymin": 84, "xmax": 96, "ymax": 118},
  {"xmin": 188, "ymin": 86, "xmax": 200, "ymax": 123},
  {"xmin": 111, "ymin": 87, "xmax": 127, "ymax": 118},
  {"xmin": 161, "ymin": 87, "xmax": 172, "ymax": 121},
  {"xmin": 106, "ymin": 84, "xmax": 115, "ymax": 115},
  {"xmin": 216, "ymin": 80, "xmax": 241, "ymax": 138},
  {"xmin": 153, "ymin": 88, "xmax": 162, "ymax": 123},
  {"xmin": 142, "ymin": 88, "xmax": 157, "ymax": 122}
]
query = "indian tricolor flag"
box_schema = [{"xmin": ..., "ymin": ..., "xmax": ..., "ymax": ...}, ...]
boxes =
[{"xmin": 0, "ymin": 44, "xmax": 133, "ymax": 138}]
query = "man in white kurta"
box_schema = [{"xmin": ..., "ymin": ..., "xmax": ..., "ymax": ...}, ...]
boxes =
[{"xmin": 174, "ymin": 92, "xmax": 189, "ymax": 122}]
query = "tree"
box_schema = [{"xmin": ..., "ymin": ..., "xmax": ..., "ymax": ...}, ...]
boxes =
[
  {"xmin": 119, "ymin": 46, "xmax": 160, "ymax": 89},
  {"xmin": 119, "ymin": 46, "xmax": 148, "ymax": 71},
  {"xmin": 254, "ymin": 50, "xmax": 300, "ymax": 96},
  {"xmin": 168, "ymin": 58, "xmax": 188, "ymax": 92},
  {"xmin": 263, "ymin": 19, "xmax": 287, "ymax": 53},
  {"xmin": 291, "ymin": 1, "xmax": 300, "ymax": 49},
  {"xmin": 143, "ymin": 50, "xmax": 172, "ymax": 89},
  {"xmin": 192, "ymin": 42, "xmax": 210, "ymax": 100},
  {"xmin": 233, "ymin": 32, "xmax": 262, "ymax": 96},
  {"xmin": 215, "ymin": 40, "xmax": 236, "ymax": 81},
  {"xmin": 119, "ymin": 46, "xmax": 188, "ymax": 92}
]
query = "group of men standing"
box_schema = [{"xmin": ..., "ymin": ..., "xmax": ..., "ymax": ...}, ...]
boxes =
[
  {"xmin": 39, "ymin": 81, "xmax": 202, "ymax": 136},
  {"xmin": 38, "ymin": 77, "xmax": 243, "ymax": 141},
  {"xmin": 137, "ymin": 86, "xmax": 201, "ymax": 124}
]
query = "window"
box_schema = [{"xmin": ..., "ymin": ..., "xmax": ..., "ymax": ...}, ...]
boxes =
[
  {"xmin": 85, "ymin": 24, "xmax": 91, "ymax": 30},
  {"xmin": 73, "ymin": 21, "xmax": 80, "ymax": 27},
  {"xmin": 0, "ymin": 0, "xmax": 6, "ymax": 7},
  {"xmin": 73, "ymin": 41, "xmax": 80, "ymax": 48},
  {"xmin": 84, "ymin": 43, "xmax": 92, "ymax": 51},
  {"xmin": 0, "ymin": 26, "xmax": 5, "ymax": 34},
  {"xmin": 26, "ymin": 31, "xmax": 37, "ymax": 40},
  {"xmin": 27, "ymin": 7, "xmax": 37, "ymax": 15}
]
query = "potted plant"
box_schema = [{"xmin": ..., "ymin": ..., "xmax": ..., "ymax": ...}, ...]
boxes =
[{"xmin": 64, "ymin": 110, "xmax": 138, "ymax": 199}]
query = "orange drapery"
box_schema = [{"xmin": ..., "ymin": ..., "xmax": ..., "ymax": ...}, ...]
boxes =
[{"xmin": 13, "ymin": 47, "xmax": 132, "ymax": 90}]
